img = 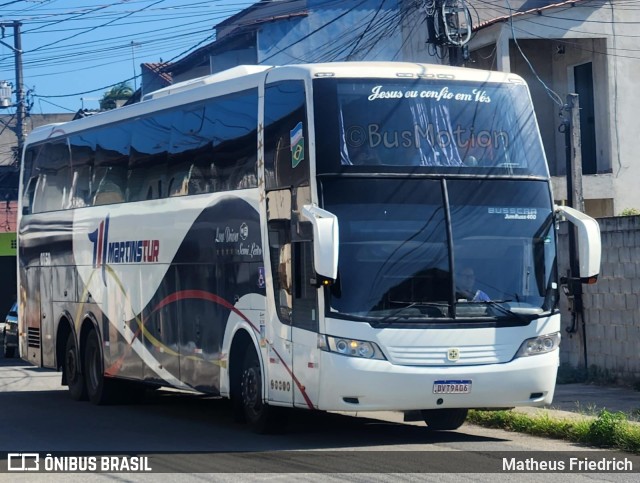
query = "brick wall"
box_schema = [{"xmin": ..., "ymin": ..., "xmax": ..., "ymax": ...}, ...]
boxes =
[{"xmin": 558, "ymin": 215, "xmax": 640, "ymax": 380}]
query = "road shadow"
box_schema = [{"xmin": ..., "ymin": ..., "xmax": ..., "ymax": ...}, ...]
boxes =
[{"xmin": 1, "ymin": 383, "xmax": 509, "ymax": 454}]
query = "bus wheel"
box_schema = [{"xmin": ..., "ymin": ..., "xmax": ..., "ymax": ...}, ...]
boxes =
[
  {"xmin": 3, "ymin": 337, "xmax": 14, "ymax": 358},
  {"xmin": 421, "ymin": 408, "xmax": 468, "ymax": 431},
  {"xmin": 64, "ymin": 333, "xmax": 87, "ymax": 401},
  {"xmin": 84, "ymin": 329, "xmax": 115, "ymax": 405},
  {"xmin": 240, "ymin": 347, "xmax": 286, "ymax": 434}
]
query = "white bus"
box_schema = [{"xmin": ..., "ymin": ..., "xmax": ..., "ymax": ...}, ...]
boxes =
[{"xmin": 18, "ymin": 62, "xmax": 600, "ymax": 433}]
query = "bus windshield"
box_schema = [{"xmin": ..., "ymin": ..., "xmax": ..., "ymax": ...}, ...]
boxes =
[
  {"xmin": 314, "ymin": 78, "xmax": 548, "ymax": 176},
  {"xmin": 321, "ymin": 178, "xmax": 557, "ymax": 320}
]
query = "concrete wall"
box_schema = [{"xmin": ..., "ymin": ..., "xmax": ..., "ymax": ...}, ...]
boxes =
[{"xmin": 558, "ymin": 215, "xmax": 640, "ymax": 381}]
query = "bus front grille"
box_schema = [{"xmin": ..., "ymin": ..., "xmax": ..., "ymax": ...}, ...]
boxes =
[{"xmin": 27, "ymin": 327, "xmax": 41, "ymax": 348}]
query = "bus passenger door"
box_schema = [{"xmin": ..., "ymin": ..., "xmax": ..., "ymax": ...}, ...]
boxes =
[
  {"xmin": 266, "ymin": 206, "xmax": 293, "ymax": 406},
  {"xmin": 290, "ymin": 239, "xmax": 320, "ymax": 409},
  {"xmin": 266, "ymin": 212, "xmax": 319, "ymax": 409},
  {"xmin": 264, "ymin": 78, "xmax": 314, "ymax": 407}
]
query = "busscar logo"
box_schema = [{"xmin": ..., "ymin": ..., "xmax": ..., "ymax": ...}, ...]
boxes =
[
  {"xmin": 488, "ymin": 207, "xmax": 538, "ymax": 220},
  {"xmin": 88, "ymin": 215, "xmax": 160, "ymax": 285}
]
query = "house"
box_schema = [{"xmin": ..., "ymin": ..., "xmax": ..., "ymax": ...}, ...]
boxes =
[
  {"xmin": 148, "ymin": 0, "xmax": 414, "ymax": 86},
  {"xmin": 142, "ymin": 0, "xmax": 634, "ymax": 216},
  {"xmin": 467, "ymin": 0, "xmax": 637, "ymax": 217}
]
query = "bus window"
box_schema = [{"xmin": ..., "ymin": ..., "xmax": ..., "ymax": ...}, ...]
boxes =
[
  {"xmin": 292, "ymin": 241, "xmax": 318, "ymax": 332},
  {"xmin": 168, "ymin": 163, "xmax": 208, "ymax": 197},
  {"xmin": 70, "ymin": 134, "xmax": 96, "ymax": 208},
  {"xmin": 31, "ymin": 140, "xmax": 72, "ymax": 213},
  {"xmin": 167, "ymin": 165, "xmax": 189, "ymax": 197},
  {"xmin": 169, "ymin": 105, "xmax": 216, "ymax": 195},
  {"xmin": 69, "ymin": 166, "xmax": 92, "ymax": 208},
  {"xmin": 128, "ymin": 114, "xmax": 170, "ymax": 201},
  {"xmin": 21, "ymin": 175, "xmax": 37, "ymax": 215},
  {"xmin": 92, "ymin": 125, "xmax": 130, "ymax": 205},
  {"xmin": 208, "ymin": 90, "xmax": 258, "ymax": 191},
  {"xmin": 21, "ymin": 147, "xmax": 37, "ymax": 215},
  {"xmin": 92, "ymin": 166, "xmax": 126, "ymax": 206},
  {"xmin": 268, "ymin": 220, "xmax": 292, "ymax": 324},
  {"xmin": 264, "ymin": 81, "xmax": 308, "ymax": 190}
]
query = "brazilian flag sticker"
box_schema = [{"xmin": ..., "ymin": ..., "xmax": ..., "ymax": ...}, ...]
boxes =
[{"xmin": 290, "ymin": 122, "xmax": 305, "ymax": 168}]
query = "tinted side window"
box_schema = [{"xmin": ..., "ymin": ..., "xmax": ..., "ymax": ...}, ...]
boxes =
[
  {"xmin": 168, "ymin": 89, "xmax": 258, "ymax": 194},
  {"xmin": 32, "ymin": 140, "xmax": 72, "ymax": 213},
  {"xmin": 23, "ymin": 89, "xmax": 258, "ymax": 210},
  {"xmin": 169, "ymin": 106, "xmax": 211, "ymax": 196},
  {"xmin": 93, "ymin": 126, "xmax": 130, "ymax": 206},
  {"xmin": 264, "ymin": 81, "xmax": 309, "ymax": 190},
  {"xmin": 21, "ymin": 147, "xmax": 38, "ymax": 215},
  {"xmin": 70, "ymin": 134, "xmax": 96, "ymax": 208},
  {"xmin": 209, "ymin": 90, "xmax": 258, "ymax": 191},
  {"xmin": 128, "ymin": 113, "xmax": 171, "ymax": 201}
]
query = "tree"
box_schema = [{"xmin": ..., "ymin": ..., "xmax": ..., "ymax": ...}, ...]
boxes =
[{"xmin": 99, "ymin": 82, "xmax": 134, "ymax": 110}]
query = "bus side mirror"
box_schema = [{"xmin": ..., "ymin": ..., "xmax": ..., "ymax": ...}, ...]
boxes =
[
  {"xmin": 301, "ymin": 204, "xmax": 339, "ymax": 282},
  {"xmin": 555, "ymin": 205, "xmax": 601, "ymax": 283}
]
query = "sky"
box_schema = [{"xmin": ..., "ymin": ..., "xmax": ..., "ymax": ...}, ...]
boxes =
[{"xmin": 0, "ymin": 0, "xmax": 258, "ymax": 114}]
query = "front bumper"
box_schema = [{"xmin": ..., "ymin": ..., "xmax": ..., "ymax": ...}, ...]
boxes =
[{"xmin": 317, "ymin": 349, "xmax": 559, "ymax": 411}]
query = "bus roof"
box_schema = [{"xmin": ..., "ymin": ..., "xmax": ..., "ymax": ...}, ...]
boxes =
[{"xmin": 25, "ymin": 61, "xmax": 525, "ymax": 145}]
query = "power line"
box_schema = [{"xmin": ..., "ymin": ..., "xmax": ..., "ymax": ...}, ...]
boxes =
[
  {"xmin": 34, "ymin": 27, "xmax": 217, "ymax": 99},
  {"xmin": 504, "ymin": 0, "xmax": 563, "ymax": 107},
  {"xmin": 29, "ymin": 0, "xmax": 167, "ymax": 53}
]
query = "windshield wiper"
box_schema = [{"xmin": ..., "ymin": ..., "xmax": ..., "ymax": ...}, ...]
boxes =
[
  {"xmin": 462, "ymin": 299, "xmax": 537, "ymax": 323},
  {"xmin": 372, "ymin": 302, "xmax": 448, "ymax": 325}
]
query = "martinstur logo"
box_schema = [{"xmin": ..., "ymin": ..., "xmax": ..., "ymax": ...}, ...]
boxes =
[{"xmin": 88, "ymin": 214, "xmax": 160, "ymax": 285}]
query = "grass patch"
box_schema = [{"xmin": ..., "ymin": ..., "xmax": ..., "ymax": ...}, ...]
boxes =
[{"xmin": 467, "ymin": 409, "xmax": 640, "ymax": 454}]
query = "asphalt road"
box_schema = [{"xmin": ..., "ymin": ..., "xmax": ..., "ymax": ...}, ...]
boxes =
[{"xmin": 0, "ymin": 353, "xmax": 638, "ymax": 482}]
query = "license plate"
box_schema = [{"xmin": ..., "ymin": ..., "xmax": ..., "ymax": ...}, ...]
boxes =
[{"xmin": 433, "ymin": 380, "xmax": 472, "ymax": 394}]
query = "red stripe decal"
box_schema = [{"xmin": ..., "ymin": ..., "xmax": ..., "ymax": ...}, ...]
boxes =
[
  {"xmin": 97, "ymin": 221, "xmax": 104, "ymax": 267},
  {"xmin": 152, "ymin": 290, "xmax": 315, "ymax": 409},
  {"xmin": 107, "ymin": 290, "xmax": 315, "ymax": 409}
]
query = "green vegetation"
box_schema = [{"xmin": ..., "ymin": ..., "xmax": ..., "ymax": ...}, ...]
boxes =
[
  {"xmin": 100, "ymin": 82, "xmax": 134, "ymax": 110},
  {"xmin": 468, "ymin": 409, "xmax": 640, "ymax": 454},
  {"xmin": 619, "ymin": 208, "xmax": 640, "ymax": 216}
]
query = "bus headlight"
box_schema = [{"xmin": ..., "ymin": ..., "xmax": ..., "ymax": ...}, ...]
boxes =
[
  {"xmin": 515, "ymin": 332, "xmax": 561, "ymax": 358},
  {"xmin": 319, "ymin": 335, "xmax": 386, "ymax": 360}
]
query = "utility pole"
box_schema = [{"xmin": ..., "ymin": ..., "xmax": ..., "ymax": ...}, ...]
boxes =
[
  {"xmin": 424, "ymin": 0, "xmax": 472, "ymax": 66},
  {"xmin": 568, "ymin": 94, "xmax": 585, "ymax": 212},
  {"xmin": 561, "ymin": 93, "xmax": 588, "ymax": 371},
  {"xmin": 0, "ymin": 21, "xmax": 26, "ymax": 165}
]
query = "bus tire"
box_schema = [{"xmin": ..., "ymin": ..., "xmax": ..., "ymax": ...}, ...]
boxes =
[
  {"xmin": 240, "ymin": 346, "xmax": 286, "ymax": 434},
  {"xmin": 84, "ymin": 329, "xmax": 116, "ymax": 405},
  {"xmin": 64, "ymin": 332, "xmax": 87, "ymax": 401},
  {"xmin": 421, "ymin": 408, "xmax": 468, "ymax": 430},
  {"xmin": 3, "ymin": 333, "xmax": 14, "ymax": 358}
]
